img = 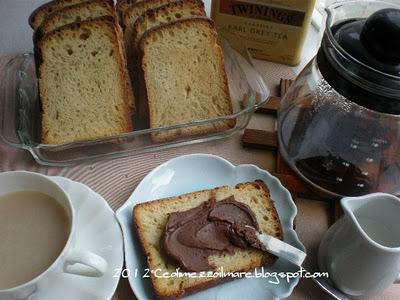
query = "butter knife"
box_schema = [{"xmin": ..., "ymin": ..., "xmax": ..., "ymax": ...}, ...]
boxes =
[
  {"xmin": 245, "ymin": 226, "xmax": 350, "ymax": 300},
  {"xmin": 244, "ymin": 225, "xmax": 306, "ymax": 266}
]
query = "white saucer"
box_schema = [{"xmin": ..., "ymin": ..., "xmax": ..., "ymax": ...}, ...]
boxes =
[
  {"xmin": 28, "ymin": 176, "xmax": 124, "ymax": 300},
  {"xmin": 117, "ymin": 154, "xmax": 305, "ymax": 300}
]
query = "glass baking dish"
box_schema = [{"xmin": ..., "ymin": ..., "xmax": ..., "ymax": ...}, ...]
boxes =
[{"xmin": 0, "ymin": 39, "xmax": 269, "ymax": 166}]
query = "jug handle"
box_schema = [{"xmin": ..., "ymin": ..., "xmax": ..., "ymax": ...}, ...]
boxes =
[{"xmin": 395, "ymin": 274, "xmax": 400, "ymax": 284}]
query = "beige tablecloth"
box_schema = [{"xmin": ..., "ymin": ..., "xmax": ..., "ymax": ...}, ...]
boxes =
[{"xmin": 0, "ymin": 54, "xmax": 398, "ymax": 300}]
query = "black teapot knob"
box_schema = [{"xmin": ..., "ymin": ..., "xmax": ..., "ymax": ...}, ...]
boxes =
[
  {"xmin": 360, "ymin": 8, "xmax": 400, "ymax": 64},
  {"xmin": 318, "ymin": 7, "xmax": 400, "ymax": 115}
]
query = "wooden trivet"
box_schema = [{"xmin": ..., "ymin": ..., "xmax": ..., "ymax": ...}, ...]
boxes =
[{"xmin": 242, "ymin": 79, "xmax": 343, "ymax": 224}]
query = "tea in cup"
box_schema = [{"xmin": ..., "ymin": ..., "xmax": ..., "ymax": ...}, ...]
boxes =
[{"xmin": 0, "ymin": 171, "xmax": 107, "ymax": 300}]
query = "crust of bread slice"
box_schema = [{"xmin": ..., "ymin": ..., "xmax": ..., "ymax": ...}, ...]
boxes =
[
  {"xmin": 29, "ymin": 0, "xmax": 113, "ymax": 30},
  {"xmin": 132, "ymin": 0, "xmax": 206, "ymax": 53},
  {"xmin": 122, "ymin": 0, "xmax": 180, "ymax": 117},
  {"xmin": 138, "ymin": 17, "xmax": 235, "ymax": 142},
  {"xmin": 116, "ymin": 0, "xmax": 137, "ymax": 19},
  {"xmin": 37, "ymin": 0, "xmax": 116, "ymax": 37},
  {"xmin": 38, "ymin": 16, "xmax": 134, "ymax": 144},
  {"xmin": 122, "ymin": 0, "xmax": 178, "ymax": 28},
  {"xmin": 125, "ymin": 0, "xmax": 205, "ymax": 129},
  {"xmin": 121, "ymin": 0, "xmax": 179, "ymax": 65},
  {"xmin": 133, "ymin": 180, "xmax": 283, "ymax": 299}
]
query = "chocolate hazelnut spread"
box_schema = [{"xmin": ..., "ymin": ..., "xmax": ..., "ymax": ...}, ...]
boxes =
[{"xmin": 162, "ymin": 196, "xmax": 263, "ymax": 272}]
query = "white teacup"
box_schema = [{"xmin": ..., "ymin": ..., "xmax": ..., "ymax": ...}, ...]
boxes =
[{"xmin": 0, "ymin": 171, "xmax": 107, "ymax": 300}]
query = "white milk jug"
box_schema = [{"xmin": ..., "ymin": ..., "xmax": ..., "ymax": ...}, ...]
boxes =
[{"xmin": 318, "ymin": 193, "xmax": 400, "ymax": 297}]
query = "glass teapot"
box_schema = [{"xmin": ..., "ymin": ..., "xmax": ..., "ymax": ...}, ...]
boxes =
[{"xmin": 278, "ymin": 1, "xmax": 400, "ymax": 197}]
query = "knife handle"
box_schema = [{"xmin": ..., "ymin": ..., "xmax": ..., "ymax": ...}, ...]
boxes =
[{"xmin": 258, "ymin": 233, "xmax": 307, "ymax": 266}]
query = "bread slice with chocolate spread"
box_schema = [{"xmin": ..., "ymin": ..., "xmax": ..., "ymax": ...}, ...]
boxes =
[{"xmin": 133, "ymin": 180, "xmax": 283, "ymax": 299}]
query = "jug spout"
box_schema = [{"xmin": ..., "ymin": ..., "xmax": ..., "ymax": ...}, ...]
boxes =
[
  {"xmin": 341, "ymin": 193, "xmax": 400, "ymax": 250},
  {"xmin": 341, "ymin": 193, "xmax": 381, "ymax": 216}
]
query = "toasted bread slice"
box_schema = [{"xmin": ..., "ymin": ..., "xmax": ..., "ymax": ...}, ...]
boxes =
[
  {"xmin": 29, "ymin": 0, "xmax": 106, "ymax": 30},
  {"xmin": 121, "ymin": 0, "xmax": 178, "ymax": 93},
  {"xmin": 121, "ymin": 0, "xmax": 178, "ymax": 73},
  {"xmin": 132, "ymin": 0, "xmax": 206, "ymax": 53},
  {"xmin": 133, "ymin": 180, "xmax": 283, "ymax": 299},
  {"xmin": 122, "ymin": 0, "xmax": 177, "ymax": 35},
  {"xmin": 37, "ymin": 0, "xmax": 116, "ymax": 36},
  {"xmin": 124, "ymin": 0, "xmax": 205, "ymax": 113},
  {"xmin": 139, "ymin": 18, "xmax": 234, "ymax": 142},
  {"xmin": 38, "ymin": 17, "xmax": 134, "ymax": 144}
]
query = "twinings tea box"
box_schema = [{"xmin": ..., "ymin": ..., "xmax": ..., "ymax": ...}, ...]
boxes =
[{"xmin": 211, "ymin": 0, "xmax": 316, "ymax": 65}]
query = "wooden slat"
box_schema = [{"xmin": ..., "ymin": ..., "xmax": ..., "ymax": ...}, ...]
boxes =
[
  {"xmin": 280, "ymin": 79, "xmax": 293, "ymax": 97},
  {"xmin": 256, "ymin": 96, "xmax": 280, "ymax": 114},
  {"xmin": 272, "ymin": 173, "xmax": 309, "ymax": 195},
  {"xmin": 272, "ymin": 172, "xmax": 327, "ymax": 201},
  {"xmin": 242, "ymin": 129, "xmax": 278, "ymax": 150},
  {"xmin": 255, "ymin": 78, "xmax": 292, "ymax": 115},
  {"xmin": 276, "ymin": 151, "xmax": 297, "ymax": 176}
]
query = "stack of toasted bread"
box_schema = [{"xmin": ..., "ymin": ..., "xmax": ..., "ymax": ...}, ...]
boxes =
[{"xmin": 30, "ymin": 0, "xmax": 233, "ymax": 144}]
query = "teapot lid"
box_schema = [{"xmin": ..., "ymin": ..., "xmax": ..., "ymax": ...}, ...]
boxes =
[
  {"xmin": 318, "ymin": 7, "xmax": 400, "ymax": 114},
  {"xmin": 336, "ymin": 9, "xmax": 400, "ymax": 74}
]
